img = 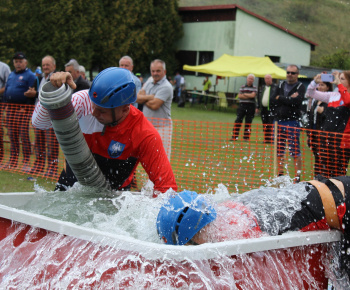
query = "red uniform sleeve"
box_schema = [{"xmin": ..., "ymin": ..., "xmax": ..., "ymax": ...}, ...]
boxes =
[
  {"xmin": 338, "ymin": 83, "xmax": 350, "ymax": 107},
  {"xmin": 137, "ymin": 129, "xmax": 178, "ymax": 196}
]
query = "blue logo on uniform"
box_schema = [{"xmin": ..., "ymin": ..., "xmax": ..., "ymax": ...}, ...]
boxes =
[{"xmin": 108, "ymin": 140, "xmax": 125, "ymax": 158}]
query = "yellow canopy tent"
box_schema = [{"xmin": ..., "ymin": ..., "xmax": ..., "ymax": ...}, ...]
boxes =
[{"xmin": 183, "ymin": 54, "xmax": 287, "ymax": 79}]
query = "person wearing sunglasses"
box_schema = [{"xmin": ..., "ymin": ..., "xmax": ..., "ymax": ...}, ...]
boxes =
[{"xmin": 270, "ymin": 65, "xmax": 306, "ymax": 183}]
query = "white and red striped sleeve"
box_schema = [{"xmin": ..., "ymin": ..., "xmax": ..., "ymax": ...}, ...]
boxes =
[
  {"xmin": 71, "ymin": 89, "xmax": 93, "ymax": 118},
  {"xmin": 31, "ymin": 102, "xmax": 52, "ymax": 130},
  {"xmin": 32, "ymin": 89, "xmax": 93, "ymax": 129}
]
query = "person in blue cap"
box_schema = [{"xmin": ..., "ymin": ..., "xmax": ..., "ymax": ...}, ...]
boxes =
[{"xmin": 35, "ymin": 66, "xmax": 42, "ymax": 77}]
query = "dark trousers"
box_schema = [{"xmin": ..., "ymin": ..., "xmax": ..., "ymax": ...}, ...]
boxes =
[
  {"xmin": 174, "ymin": 87, "xmax": 181, "ymax": 103},
  {"xmin": 46, "ymin": 128, "xmax": 59, "ymax": 172},
  {"xmin": 33, "ymin": 128, "xmax": 59, "ymax": 174},
  {"xmin": 317, "ymin": 132, "xmax": 350, "ymax": 178},
  {"xmin": 6, "ymin": 104, "xmax": 33, "ymax": 166},
  {"xmin": 261, "ymin": 106, "xmax": 274, "ymax": 143},
  {"xmin": 199, "ymin": 90, "xmax": 209, "ymax": 105},
  {"xmin": 232, "ymin": 102, "xmax": 256, "ymax": 140},
  {"xmin": 33, "ymin": 128, "xmax": 46, "ymax": 170}
]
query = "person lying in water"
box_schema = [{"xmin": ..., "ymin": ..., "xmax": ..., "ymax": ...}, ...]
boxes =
[{"xmin": 157, "ymin": 176, "xmax": 350, "ymax": 276}]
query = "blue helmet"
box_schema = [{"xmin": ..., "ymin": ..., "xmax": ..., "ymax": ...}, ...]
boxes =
[
  {"xmin": 156, "ymin": 191, "xmax": 217, "ymax": 245},
  {"xmin": 89, "ymin": 67, "xmax": 136, "ymax": 108}
]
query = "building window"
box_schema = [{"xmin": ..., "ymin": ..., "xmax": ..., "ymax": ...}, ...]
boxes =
[
  {"xmin": 176, "ymin": 50, "xmax": 197, "ymax": 75},
  {"xmin": 266, "ymin": 55, "xmax": 280, "ymax": 63},
  {"xmin": 198, "ymin": 51, "xmax": 214, "ymax": 76}
]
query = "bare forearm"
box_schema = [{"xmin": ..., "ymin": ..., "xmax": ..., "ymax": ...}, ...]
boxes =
[
  {"xmin": 145, "ymin": 98, "xmax": 164, "ymax": 110},
  {"xmin": 137, "ymin": 93, "xmax": 154, "ymax": 104},
  {"xmin": 145, "ymin": 99, "xmax": 159, "ymax": 110},
  {"xmin": 238, "ymin": 92, "xmax": 256, "ymax": 99},
  {"xmin": 244, "ymin": 92, "xmax": 256, "ymax": 99}
]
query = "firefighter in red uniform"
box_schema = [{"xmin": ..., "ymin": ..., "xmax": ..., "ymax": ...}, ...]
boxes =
[{"xmin": 32, "ymin": 68, "xmax": 177, "ymax": 196}]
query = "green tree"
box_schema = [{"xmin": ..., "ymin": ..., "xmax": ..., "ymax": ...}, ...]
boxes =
[
  {"xmin": 317, "ymin": 49, "xmax": 350, "ymax": 70},
  {"xmin": 8, "ymin": 0, "xmax": 97, "ymax": 70},
  {"xmin": 91, "ymin": 0, "xmax": 182, "ymax": 74},
  {"xmin": 0, "ymin": 0, "xmax": 17, "ymax": 64},
  {"xmin": 0, "ymin": 0, "xmax": 182, "ymax": 75}
]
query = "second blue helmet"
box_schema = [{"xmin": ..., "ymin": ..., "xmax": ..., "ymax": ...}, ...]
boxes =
[{"xmin": 156, "ymin": 191, "xmax": 217, "ymax": 245}]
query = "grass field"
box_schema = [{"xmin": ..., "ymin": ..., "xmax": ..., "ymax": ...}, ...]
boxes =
[
  {"xmin": 0, "ymin": 101, "xmax": 328, "ymax": 193},
  {"xmin": 171, "ymin": 102, "xmax": 243, "ymax": 123}
]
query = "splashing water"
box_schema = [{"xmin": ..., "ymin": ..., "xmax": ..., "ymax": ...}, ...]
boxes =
[{"xmin": 0, "ymin": 179, "xmax": 348, "ymax": 288}]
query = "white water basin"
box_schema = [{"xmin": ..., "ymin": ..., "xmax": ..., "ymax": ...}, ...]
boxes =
[{"xmin": 0, "ymin": 192, "xmax": 341, "ymax": 261}]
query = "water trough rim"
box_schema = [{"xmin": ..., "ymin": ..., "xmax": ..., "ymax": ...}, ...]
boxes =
[{"xmin": 0, "ymin": 192, "xmax": 342, "ymax": 261}]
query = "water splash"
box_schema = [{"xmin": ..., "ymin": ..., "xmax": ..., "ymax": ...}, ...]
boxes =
[
  {"xmin": 0, "ymin": 182, "xmax": 348, "ymax": 288},
  {"xmin": 0, "ymin": 223, "xmax": 334, "ymax": 289}
]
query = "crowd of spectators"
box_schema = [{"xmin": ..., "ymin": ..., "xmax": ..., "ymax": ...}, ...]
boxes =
[
  {"xmin": 231, "ymin": 66, "xmax": 350, "ymax": 182},
  {"xmin": 1, "ymin": 52, "xmax": 350, "ymax": 185}
]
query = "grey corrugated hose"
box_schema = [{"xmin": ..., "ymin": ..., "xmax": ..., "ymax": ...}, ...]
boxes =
[{"xmin": 39, "ymin": 82, "xmax": 112, "ymax": 193}]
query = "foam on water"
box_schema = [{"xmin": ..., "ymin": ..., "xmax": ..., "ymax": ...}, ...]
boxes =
[
  {"xmin": 22, "ymin": 183, "xmax": 169, "ymax": 242},
  {"xmin": 23, "ymin": 181, "xmax": 234, "ymax": 243},
  {"xmin": 0, "ymin": 177, "xmax": 348, "ymax": 288}
]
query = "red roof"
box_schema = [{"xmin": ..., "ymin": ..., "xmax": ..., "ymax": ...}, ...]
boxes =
[{"xmin": 178, "ymin": 4, "xmax": 318, "ymax": 50}]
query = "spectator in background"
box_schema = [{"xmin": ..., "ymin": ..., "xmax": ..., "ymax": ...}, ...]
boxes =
[
  {"xmin": 0, "ymin": 61, "xmax": 10, "ymax": 98},
  {"xmin": 137, "ymin": 59, "xmax": 173, "ymax": 159},
  {"xmin": 135, "ymin": 73, "xmax": 144, "ymax": 111},
  {"xmin": 200, "ymin": 76, "xmax": 211, "ymax": 105},
  {"xmin": 190, "ymin": 86, "xmax": 199, "ymax": 105},
  {"xmin": 306, "ymin": 72, "xmax": 350, "ymax": 178},
  {"xmin": 79, "ymin": 65, "xmax": 91, "ymax": 86},
  {"xmin": 24, "ymin": 55, "xmax": 59, "ymax": 176},
  {"xmin": 230, "ymin": 74, "xmax": 257, "ymax": 141},
  {"xmin": 271, "ymin": 65, "xmax": 305, "ymax": 183},
  {"xmin": 174, "ymin": 71, "xmax": 182, "ymax": 103},
  {"xmin": 177, "ymin": 75, "xmax": 186, "ymax": 108},
  {"xmin": 118, "ymin": 55, "xmax": 143, "ymax": 190},
  {"xmin": 2, "ymin": 52, "xmax": 36, "ymax": 171},
  {"xmin": 119, "ymin": 56, "xmax": 141, "ymax": 109},
  {"xmin": 64, "ymin": 59, "xmax": 90, "ymax": 93},
  {"xmin": 135, "ymin": 73, "xmax": 143, "ymax": 85},
  {"xmin": 0, "ymin": 61, "xmax": 11, "ymax": 163},
  {"xmin": 257, "ymin": 74, "xmax": 277, "ymax": 144},
  {"xmin": 35, "ymin": 67, "xmax": 42, "ymax": 77},
  {"xmin": 305, "ymin": 78, "xmax": 329, "ymax": 177}
]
